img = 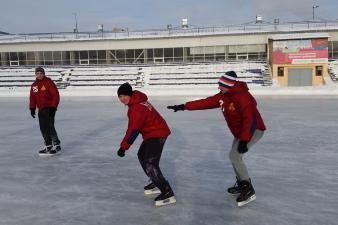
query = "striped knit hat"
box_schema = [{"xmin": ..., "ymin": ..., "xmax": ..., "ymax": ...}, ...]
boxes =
[{"xmin": 218, "ymin": 71, "xmax": 237, "ymax": 88}]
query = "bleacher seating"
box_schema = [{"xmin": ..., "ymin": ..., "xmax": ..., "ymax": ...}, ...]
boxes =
[
  {"xmin": 0, "ymin": 68, "xmax": 62, "ymax": 87},
  {"xmin": 328, "ymin": 60, "xmax": 338, "ymax": 82},
  {"xmin": 68, "ymin": 67, "xmax": 139, "ymax": 87},
  {"xmin": 147, "ymin": 62, "xmax": 267, "ymax": 87},
  {"xmin": 0, "ymin": 62, "xmax": 270, "ymax": 89}
]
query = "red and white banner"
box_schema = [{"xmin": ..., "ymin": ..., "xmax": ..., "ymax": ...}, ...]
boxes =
[{"xmin": 273, "ymin": 38, "xmax": 328, "ymax": 64}]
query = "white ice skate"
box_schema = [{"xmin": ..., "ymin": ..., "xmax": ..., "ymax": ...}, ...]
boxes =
[
  {"xmin": 144, "ymin": 187, "xmax": 161, "ymax": 195},
  {"xmin": 154, "ymin": 191, "xmax": 176, "ymax": 207},
  {"xmin": 144, "ymin": 182, "xmax": 161, "ymax": 195}
]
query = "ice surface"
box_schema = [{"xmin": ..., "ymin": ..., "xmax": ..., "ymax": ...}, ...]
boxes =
[{"xmin": 0, "ymin": 96, "xmax": 337, "ymax": 225}]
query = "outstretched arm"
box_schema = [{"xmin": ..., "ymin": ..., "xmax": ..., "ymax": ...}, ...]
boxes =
[
  {"xmin": 167, "ymin": 93, "xmax": 223, "ymax": 112},
  {"xmin": 184, "ymin": 93, "xmax": 223, "ymax": 111}
]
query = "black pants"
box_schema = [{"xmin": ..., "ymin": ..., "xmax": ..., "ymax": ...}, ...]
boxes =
[
  {"xmin": 38, "ymin": 108, "xmax": 60, "ymax": 146},
  {"xmin": 137, "ymin": 138, "xmax": 171, "ymax": 193}
]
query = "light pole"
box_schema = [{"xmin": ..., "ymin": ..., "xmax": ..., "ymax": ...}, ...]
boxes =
[
  {"xmin": 312, "ymin": 5, "xmax": 319, "ymax": 20},
  {"xmin": 73, "ymin": 13, "xmax": 78, "ymax": 33}
]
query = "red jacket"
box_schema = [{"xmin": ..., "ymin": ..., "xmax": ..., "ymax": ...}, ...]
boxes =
[
  {"xmin": 29, "ymin": 77, "xmax": 60, "ymax": 110},
  {"xmin": 120, "ymin": 90, "xmax": 171, "ymax": 150},
  {"xmin": 185, "ymin": 81, "xmax": 266, "ymax": 142}
]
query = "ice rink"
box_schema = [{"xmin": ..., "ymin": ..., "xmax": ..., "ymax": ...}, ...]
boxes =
[{"xmin": 0, "ymin": 95, "xmax": 337, "ymax": 225}]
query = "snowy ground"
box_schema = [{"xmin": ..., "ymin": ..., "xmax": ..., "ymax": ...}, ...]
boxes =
[{"xmin": 0, "ymin": 96, "xmax": 337, "ymax": 225}]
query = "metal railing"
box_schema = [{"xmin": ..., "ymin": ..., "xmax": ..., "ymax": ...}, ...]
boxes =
[{"xmin": 1, "ymin": 21, "xmax": 338, "ymax": 43}]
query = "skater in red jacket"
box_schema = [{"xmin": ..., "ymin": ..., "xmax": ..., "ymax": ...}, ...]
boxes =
[
  {"xmin": 116, "ymin": 83, "xmax": 176, "ymax": 207},
  {"xmin": 167, "ymin": 71, "xmax": 266, "ymax": 207},
  {"xmin": 29, "ymin": 67, "xmax": 61, "ymax": 157}
]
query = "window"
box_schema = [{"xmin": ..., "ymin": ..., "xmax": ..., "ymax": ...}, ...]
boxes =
[
  {"xmin": 62, "ymin": 51, "xmax": 71, "ymax": 65},
  {"xmin": 53, "ymin": 51, "xmax": 62, "ymax": 65},
  {"xmin": 315, "ymin": 66, "xmax": 323, "ymax": 76},
  {"xmin": 89, "ymin": 51, "xmax": 98, "ymax": 64},
  {"xmin": 18, "ymin": 52, "xmax": 26, "ymax": 65},
  {"xmin": 164, "ymin": 48, "xmax": 173, "ymax": 63},
  {"xmin": 173, "ymin": 48, "xmax": 183, "ymax": 62},
  {"xmin": 125, "ymin": 49, "xmax": 134, "ymax": 63},
  {"xmin": 215, "ymin": 46, "xmax": 226, "ymax": 61},
  {"xmin": 26, "ymin": 52, "xmax": 35, "ymax": 65},
  {"xmin": 0, "ymin": 52, "xmax": 9, "ymax": 66},
  {"xmin": 278, "ymin": 67, "xmax": 284, "ymax": 77},
  {"xmin": 116, "ymin": 50, "xmax": 126, "ymax": 63},
  {"xmin": 44, "ymin": 51, "xmax": 53, "ymax": 65},
  {"xmin": 36, "ymin": 52, "xmax": 44, "ymax": 65},
  {"xmin": 145, "ymin": 49, "xmax": 154, "ymax": 64},
  {"xmin": 9, "ymin": 52, "xmax": 19, "ymax": 66},
  {"xmin": 154, "ymin": 48, "xmax": 164, "ymax": 63},
  {"xmin": 134, "ymin": 49, "xmax": 144, "ymax": 64},
  {"xmin": 98, "ymin": 50, "xmax": 107, "ymax": 64}
]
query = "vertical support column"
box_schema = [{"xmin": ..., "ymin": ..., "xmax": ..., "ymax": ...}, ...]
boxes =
[
  {"xmin": 183, "ymin": 47, "xmax": 188, "ymax": 62},
  {"xmin": 0, "ymin": 52, "xmax": 8, "ymax": 66},
  {"xmin": 106, "ymin": 50, "xmax": 112, "ymax": 64},
  {"xmin": 70, "ymin": 51, "xmax": 76, "ymax": 65},
  {"xmin": 144, "ymin": 49, "xmax": 148, "ymax": 64}
]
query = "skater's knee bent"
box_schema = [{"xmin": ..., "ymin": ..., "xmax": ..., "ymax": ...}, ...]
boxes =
[{"xmin": 145, "ymin": 163, "xmax": 161, "ymax": 179}]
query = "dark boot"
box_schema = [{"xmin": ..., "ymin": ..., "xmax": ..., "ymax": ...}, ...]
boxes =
[
  {"xmin": 144, "ymin": 182, "xmax": 161, "ymax": 195},
  {"xmin": 38, "ymin": 145, "xmax": 53, "ymax": 157},
  {"xmin": 236, "ymin": 180, "xmax": 256, "ymax": 207},
  {"xmin": 154, "ymin": 186, "xmax": 176, "ymax": 207},
  {"xmin": 227, "ymin": 178, "xmax": 242, "ymax": 195},
  {"xmin": 49, "ymin": 144, "xmax": 61, "ymax": 155}
]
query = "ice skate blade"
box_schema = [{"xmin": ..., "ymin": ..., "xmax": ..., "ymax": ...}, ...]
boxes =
[
  {"xmin": 38, "ymin": 151, "xmax": 61, "ymax": 157},
  {"xmin": 155, "ymin": 196, "xmax": 176, "ymax": 207},
  {"xmin": 237, "ymin": 194, "xmax": 256, "ymax": 207},
  {"xmin": 144, "ymin": 188, "xmax": 161, "ymax": 195}
]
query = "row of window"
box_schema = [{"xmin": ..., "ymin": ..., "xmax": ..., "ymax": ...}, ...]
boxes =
[{"xmin": 0, "ymin": 45, "xmax": 267, "ymax": 66}]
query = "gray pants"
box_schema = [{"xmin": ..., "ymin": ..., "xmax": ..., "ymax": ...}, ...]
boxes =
[{"xmin": 229, "ymin": 130, "xmax": 264, "ymax": 181}]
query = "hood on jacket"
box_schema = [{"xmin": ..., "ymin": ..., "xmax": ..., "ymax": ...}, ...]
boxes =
[
  {"xmin": 128, "ymin": 90, "xmax": 148, "ymax": 106},
  {"xmin": 225, "ymin": 81, "xmax": 249, "ymax": 95}
]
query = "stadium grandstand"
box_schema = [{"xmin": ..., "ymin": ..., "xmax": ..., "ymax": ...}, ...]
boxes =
[{"xmin": 1, "ymin": 20, "xmax": 338, "ymax": 89}]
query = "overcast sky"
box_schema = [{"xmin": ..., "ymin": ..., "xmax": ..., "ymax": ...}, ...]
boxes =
[{"xmin": 0, "ymin": 0, "xmax": 337, "ymax": 34}]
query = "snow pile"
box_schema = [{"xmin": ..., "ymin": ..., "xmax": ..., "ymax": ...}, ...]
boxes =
[{"xmin": 328, "ymin": 60, "xmax": 338, "ymax": 82}]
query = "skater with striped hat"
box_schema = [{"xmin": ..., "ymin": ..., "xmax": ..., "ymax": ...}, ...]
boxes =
[{"xmin": 167, "ymin": 71, "xmax": 266, "ymax": 207}]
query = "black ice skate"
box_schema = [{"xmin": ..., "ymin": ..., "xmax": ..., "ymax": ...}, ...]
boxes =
[
  {"xmin": 154, "ymin": 188, "xmax": 176, "ymax": 207},
  {"xmin": 144, "ymin": 182, "xmax": 161, "ymax": 195},
  {"xmin": 49, "ymin": 144, "xmax": 61, "ymax": 156},
  {"xmin": 236, "ymin": 180, "xmax": 256, "ymax": 207},
  {"xmin": 38, "ymin": 145, "xmax": 53, "ymax": 157},
  {"xmin": 227, "ymin": 179, "xmax": 242, "ymax": 196}
]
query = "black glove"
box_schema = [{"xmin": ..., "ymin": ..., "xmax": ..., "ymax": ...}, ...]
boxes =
[
  {"xmin": 238, "ymin": 140, "xmax": 248, "ymax": 154},
  {"xmin": 30, "ymin": 108, "xmax": 36, "ymax": 118},
  {"xmin": 167, "ymin": 104, "xmax": 185, "ymax": 112},
  {"xmin": 117, "ymin": 148, "xmax": 125, "ymax": 157},
  {"xmin": 48, "ymin": 107, "xmax": 56, "ymax": 117}
]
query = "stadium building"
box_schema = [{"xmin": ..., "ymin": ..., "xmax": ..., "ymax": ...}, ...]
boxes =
[{"xmin": 1, "ymin": 20, "xmax": 338, "ymax": 88}]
